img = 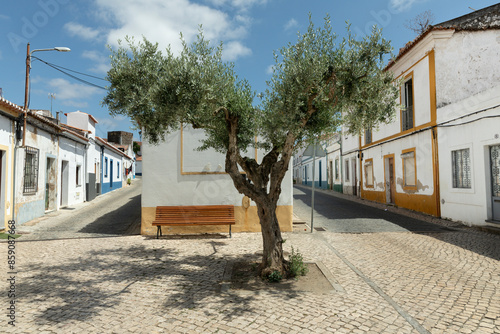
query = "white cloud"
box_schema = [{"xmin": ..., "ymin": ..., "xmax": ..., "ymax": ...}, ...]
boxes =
[
  {"xmin": 82, "ymin": 50, "xmax": 110, "ymax": 74},
  {"xmin": 222, "ymin": 41, "xmax": 251, "ymax": 61},
  {"xmin": 95, "ymin": 115, "xmax": 129, "ymax": 132},
  {"xmin": 266, "ymin": 64, "xmax": 274, "ymax": 75},
  {"xmin": 206, "ymin": 0, "xmax": 267, "ymax": 12},
  {"xmin": 64, "ymin": 22, "xmax": 101, "ymax": 41},
  {"xmin": 94, "ymin": 0, "xmax": 255, "ymax": 60},
  {"xmin": 48, "ymin": 78, "xmax": 101, "ymax": 106},
  {"xmin": 284, "ymin": 18, "xmax": 298, "ymax": 32},
  {"xmin": 389, "ymin": 0, "xmax": 428, "ymax": 13}
]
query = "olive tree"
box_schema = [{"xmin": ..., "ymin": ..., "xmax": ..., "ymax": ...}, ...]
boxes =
[{"xmin": 103, "ymin": 17, "xmax": 398, "ymax": 277}]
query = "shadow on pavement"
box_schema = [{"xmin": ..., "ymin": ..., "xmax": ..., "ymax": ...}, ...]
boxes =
[
  {"xmin": 19, "ymin": 242, "xmax": 298, "ymax": 325},
  {"xmin": 295, "ymin": 185, "xmax": 500, "ymax": 261},
  {"xmin": 78, "ymin": 194, "xmax": 141, "ymax": 235},
  {"xmin": 294, "ymin": 185, "xmax": 448, "ymax": 233}
]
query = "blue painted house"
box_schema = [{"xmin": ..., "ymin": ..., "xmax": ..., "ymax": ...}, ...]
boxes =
[{"xmin": 96, "ymin": 136, "xmax": 132, "ymax": 194}]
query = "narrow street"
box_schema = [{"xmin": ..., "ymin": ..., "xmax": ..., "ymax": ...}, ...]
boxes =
[
  {"xmin": 293, "ymin": 185, "xmax": 454, "ymax": 233},
  {"xmin": 16, "ymin": 177, "xmax": 142, "ymax": 241},
  {"xmin": 1, "ymin": 180, "xmax": 499, "ymax": 333}
]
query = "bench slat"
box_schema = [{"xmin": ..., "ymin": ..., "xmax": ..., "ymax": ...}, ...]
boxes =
[{"xmin": 153, "ymin": 205, "xmax": 235, "ymax": 238}]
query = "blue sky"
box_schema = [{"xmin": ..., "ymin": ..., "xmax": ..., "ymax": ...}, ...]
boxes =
[{"xmin": 1, "ymin": 0, "xmax": 498, "ymax": 141}]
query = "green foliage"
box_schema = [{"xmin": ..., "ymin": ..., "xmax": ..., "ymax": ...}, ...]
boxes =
[
  {"xmin": 104, "ymin": 31, "xmax": 256, "ymax": 153},
  {"xmin": 263, "ymin": 15, "xmax": 398, "ymax": 149},
  {"xmin": 133, "ymin": 141, "xmax": 141, "ymax": 154},
  {"xmin": 288, "ymin": 247, "xmax": 308, "ymax": 278},
  {"xmin": 103, "ymin": 17, "xmax": 398, "ymax": 156},
  {"xmin": 267, "ymin": 270, "xmax": 283, "ymax": 283}
]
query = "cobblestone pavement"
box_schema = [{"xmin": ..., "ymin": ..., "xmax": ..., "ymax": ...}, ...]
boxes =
[
  {"xmin": 1, "ymin": 226, "xmax": 499, "ymax": 333},
  {"xmin": 15, "ymin": 178, "xmax": 142, "ymax": 241}
]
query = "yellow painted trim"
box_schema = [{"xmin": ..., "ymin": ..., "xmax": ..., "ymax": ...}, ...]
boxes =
[
  {"xmin": 0, "ymin": 143, "xmax": 11, "ymax": 229},
  {"xmin": 362, "ymin": 51, "xmax": 437, "ymax": 150},
  {"xmin": 401, "ymin": 147, "xmax": 417, "ymax": 190},
  {"xmin": 180, "ymin": 126, "xmax": 257, "ymax": 175},
  {"xmin": 393, "ymin": 50, "xmax": 432, "ymax": 81},
  {"xmin": 428, "ymin": 49, "xmax": 437, "ymax": 124},
  {"xmin": 431, "ymin": 127, "xmax": 441, "ymax": 217}
]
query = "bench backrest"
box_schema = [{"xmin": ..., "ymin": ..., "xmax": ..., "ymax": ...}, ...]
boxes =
[{"xmin": 155, "ymin": 205, "xmax": 235, "ymax": 222}]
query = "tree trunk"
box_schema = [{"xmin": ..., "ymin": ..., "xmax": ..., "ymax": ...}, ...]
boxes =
[
  {"xmin": 255, "ymin": 198, "xmax": 288, "ymax": 277},
  {"xmin": 224, "ymin": 111, "xmax": 292, "ymax": 277}
]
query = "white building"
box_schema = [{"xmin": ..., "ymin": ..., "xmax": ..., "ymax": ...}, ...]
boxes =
[
  {"xmin": 141, "ymin": 125, "xmax": 293, "ymax": 236},
  {"xmin": 57, "ymin": 129, "xmax": 89, "ymax": 208},
  {"xmin": 433, "ymin": 6, "xmax": 500, "ymax": 226},
  {"xmin": 325, "ymin": 133, "xmax": 342, "ymax": 193},
  {"xmin": 347, "ymin": 3, "xmax": 500, "ymax": 225},
  {"xmin": 65, "ymin": 111, "xmax": 101, "ymax": 201},
  {"xmin": 342, "ymin": 126, "xmax": 361, "ymax": 196},
  {"xmin": 0, "ymin": 98, "xmax": 23, "ymax": 228}
]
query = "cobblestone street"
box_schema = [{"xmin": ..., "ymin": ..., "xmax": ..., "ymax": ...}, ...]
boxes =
[{"xmin": 2, "ymin": 223, "xmax": 499, "ymax": 333}]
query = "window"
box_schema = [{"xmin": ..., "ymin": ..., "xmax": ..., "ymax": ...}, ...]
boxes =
[
  {"xmin": 117, "ymin": 162, "xmax": 120, "ymax": 179},
  {"xmin": 76, "ymin": 165, "xmax": 81, "ymax": 186},
  {"xmin": 23, "ymin": 146, "xmax": 39, "ymax": 194},
  {"xmin": 364, "ymin": 159, "xmax": 374, "ymax": 187},
  {"xmin": 401, "ymin": 149, "xmax": 416, "ymax": 187},
  {"xmin": 401, "ymin": 76, "xmax": 414, "ymax": 131},
  {"xmin": 365, "ymin": 128, "xmax": 372, "ymax": 145},
  {"xmin": 335, "ymin": 158, "xmax": 339, "ymax": 180},
  {"xmin": 452, "ymin": 149, "xmax": 471, "ymax": 188},
  {"xmin": 345, "ymin": 159, "xmax": 350, "ymax": 182},
  {"xmin": 105, "ymin": 158, "xmax": 108, "ymax": 177}
]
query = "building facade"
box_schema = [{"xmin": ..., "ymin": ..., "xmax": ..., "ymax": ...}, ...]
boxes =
[{"xmin": 141, "ymin": 125, "xmax": 293, "ymax": 236}]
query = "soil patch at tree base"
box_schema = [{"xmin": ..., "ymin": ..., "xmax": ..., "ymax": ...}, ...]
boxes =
[{"xmin": 227, "ymin": 261, "xmax": 341, "ymax": 294}]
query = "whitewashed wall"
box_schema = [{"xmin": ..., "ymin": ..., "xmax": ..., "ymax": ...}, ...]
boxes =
[
  {"xmin": 58, "ymin": 136, "xmax": 86, "ymax": 207},
  {"xmin": 142, "ymin": 126, "xmax": 293, "ymax": 208}
]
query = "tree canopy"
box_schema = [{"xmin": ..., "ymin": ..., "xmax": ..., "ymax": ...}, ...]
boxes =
[{"xmin": 103, "ymin": 15, "xmax": 399, "ymax": 276}]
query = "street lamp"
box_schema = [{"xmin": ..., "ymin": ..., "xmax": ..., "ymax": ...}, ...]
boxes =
[{"xmin": 23, "ymin": 43, "xmax": 70, "ymax": 146}]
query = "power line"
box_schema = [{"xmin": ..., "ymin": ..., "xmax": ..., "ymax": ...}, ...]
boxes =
[{"xmin": 31, "ymin": 56, "xmax": 108, "ymax": 90}]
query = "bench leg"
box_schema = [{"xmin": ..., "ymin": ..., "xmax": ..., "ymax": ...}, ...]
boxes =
[
  {"xmin": 229, "ymin": 224, "xmax": 232, "ymax": 238},
  {"xmin": 157, "ymin": 226, "xmax": 162, "ymax": 239}
]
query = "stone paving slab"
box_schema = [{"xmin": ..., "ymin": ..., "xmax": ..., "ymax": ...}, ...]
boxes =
[{"xmin": 1, "ymin": 228, "xmax": 499, "ymax": 333}]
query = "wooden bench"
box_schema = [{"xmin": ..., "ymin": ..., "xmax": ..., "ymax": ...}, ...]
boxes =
[{"xmin": 152, "ymin": 205, "xmax": 235, "ymax": 239}]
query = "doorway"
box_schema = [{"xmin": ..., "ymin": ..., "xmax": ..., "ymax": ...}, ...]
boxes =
[
  {"xmin": 352, "ymin": 158, "xmax": 357, "ymax": 196},
  {"xmin": 329, "ymin": 160, "xmax": 333, "ymax": 190},
  {"xmin": 45, "ymin": 157, "xmax": 57, "ymax": 211},
  {"xmin": 490, "ymin": 145, "xmax": 500, "ymax": 222},
  {"xmin": 0, "ymin": 151, "xmax": 4, "ymax": 223},
  {"xmin": 385, "ymin": 156, "xmax": 395, "ymax": 204},
  {"xmin": 110, "ymin": 159, "xmax": 114, "ymax": 188},
  {"xmin": 60, "ymin": 160, "xmax": 69, "ymax": 207}
]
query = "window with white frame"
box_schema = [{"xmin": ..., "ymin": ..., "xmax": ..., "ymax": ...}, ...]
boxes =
[
  {"xmin": 452, "ymin": 148, "xmax": 471, "ymax": 188},
  {"xmin": 401, "ymin": 149, "xmax": 416, "ymax": 187}
]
